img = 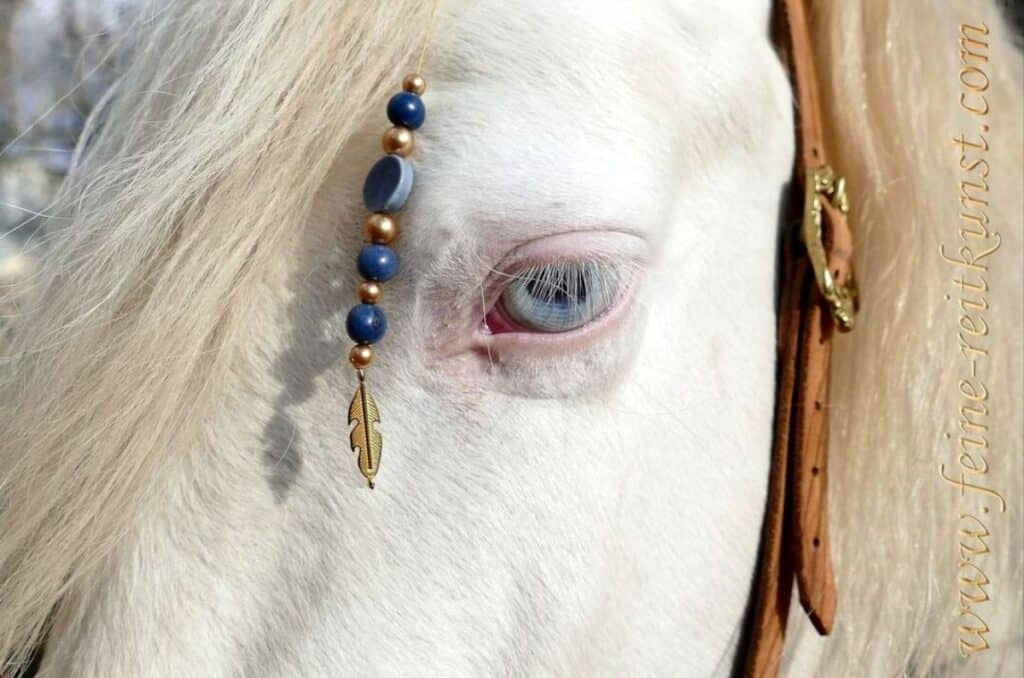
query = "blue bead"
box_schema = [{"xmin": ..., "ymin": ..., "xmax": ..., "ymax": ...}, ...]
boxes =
[
  {"xmin": 362, "ymin": 155, "xmax": 414, "ymax": 212},
  {"xmin": 357, "ymin": 245, "xmax": 399, "ymax": 282},
  {"xmin": 346, "ymin": 304, "xmax": 388, "ymax": 344},
  {"xmin": 386, "ymin": 92, "xmax": 426, "ymax": 130}
]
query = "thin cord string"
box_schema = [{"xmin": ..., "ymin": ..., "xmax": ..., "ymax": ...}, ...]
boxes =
[{"xmin": 415, "ymin": 0, "xmax": 441, "ymax": 74}]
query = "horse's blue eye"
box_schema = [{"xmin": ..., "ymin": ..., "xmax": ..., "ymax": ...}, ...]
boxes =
[{"xmin": 498, "ymin": 261, "xmax": 623, "ymax": 333}]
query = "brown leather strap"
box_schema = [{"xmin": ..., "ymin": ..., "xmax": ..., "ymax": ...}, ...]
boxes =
[{"xmin": 743, "ymin": 0, "xmax": 855, "ymax": 675}]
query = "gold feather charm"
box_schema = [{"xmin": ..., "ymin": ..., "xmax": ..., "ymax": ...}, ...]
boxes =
[
  {"xmin": 348, "ymin": 371, "xmax": 382, "ymax": 489},
  {"xmin": 342, "ymin": 3, "xmax": 440, "ymax": 489}
]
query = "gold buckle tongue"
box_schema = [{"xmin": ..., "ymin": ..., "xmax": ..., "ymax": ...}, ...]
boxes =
[{"xmin": 801, "ymin": 165, "xmax": 857, "ymax": 331}]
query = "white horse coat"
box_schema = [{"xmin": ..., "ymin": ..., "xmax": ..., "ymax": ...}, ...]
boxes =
[{"xmin": 35, "ymin": 1, "xmax": 795, "ymax": 675}]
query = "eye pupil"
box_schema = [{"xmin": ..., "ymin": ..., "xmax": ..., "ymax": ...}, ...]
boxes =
[
  {"xmin": 524, "ymin": 270, "xmax": 588, "ymax": 306},
  {"xmin": 524, "ymin": 278, "xmax": 544, "ymax": 298}
]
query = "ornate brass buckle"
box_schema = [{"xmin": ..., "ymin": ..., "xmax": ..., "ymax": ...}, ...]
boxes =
[{"xmin": 801, "ymin": 165, "xmax": 857, "ymax": 331}]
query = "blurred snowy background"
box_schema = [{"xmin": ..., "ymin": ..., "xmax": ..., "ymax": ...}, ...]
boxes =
[{"xmin": 0, "ymin": 0, "xmax": 135, "ymax": 303}]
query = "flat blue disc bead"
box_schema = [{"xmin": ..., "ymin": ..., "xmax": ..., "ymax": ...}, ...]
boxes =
[
  {"xmin": 363, "ymin": 155, "xmax": 414, "ymax": 212},
  {"xmin": 357, "ymin": 244, "xmax": 399, "ymax": 282},
  {"xmin": 346, "ymin": 304, "xmax": 388, "ymax": 344},
  {"xmin": 386, "ymin": 92, "xmax": 426, "ymax": 130}
]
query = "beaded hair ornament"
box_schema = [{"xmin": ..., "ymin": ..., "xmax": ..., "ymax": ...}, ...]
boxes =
[{"xmin": 345, "ymin": 2, "xmax": 440, "ymax": 488}]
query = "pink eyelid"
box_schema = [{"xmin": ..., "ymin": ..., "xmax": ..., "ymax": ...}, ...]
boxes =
[{"xmin": 482, "ymin": 301, "xmax": 525, "ymax": 334}]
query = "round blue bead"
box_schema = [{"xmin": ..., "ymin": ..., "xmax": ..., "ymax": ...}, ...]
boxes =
[
  {"xmin": 386, "ymin": 92, "xmax": 426, "ymax": 130},
  {"xmin": 363, "ymin": 155, "xmax": 414, "ymax": 212},
  {"xmin": 357, "ymin": 245, "xmax": 399, "ymax": 282},
  {"xmin": 346, "ymin": 304, "xmax": 388, "ymax": 344}
]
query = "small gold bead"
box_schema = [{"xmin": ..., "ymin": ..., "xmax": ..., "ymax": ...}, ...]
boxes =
[
  {"xmin": 382, "ymin": 126, "xmax": 415, "ymax": 157},
  {"xmin": 358, "ymin": 281, "xmax": 383, "ymax": 304},
  {"xmin": 349, "ymin": 344, "xmax": 374, "ymax": 369},
  {"xmin": 363, "ymin": 213, "xmax": 399, "ymax": 244},
  {"xmin": 402, "ymin": 73, "xmax": 426, "ymax": 95}
]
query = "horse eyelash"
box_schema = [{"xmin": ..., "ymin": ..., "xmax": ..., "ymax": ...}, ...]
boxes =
[{"xmin": 505, "ymin": 260, "xmax": 636, "ymax": 305}]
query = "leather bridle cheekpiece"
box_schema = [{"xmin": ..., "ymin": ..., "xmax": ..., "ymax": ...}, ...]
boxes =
[{"xmin": 742, "ymin": 0, "xmax": 858, "ymax": 675}]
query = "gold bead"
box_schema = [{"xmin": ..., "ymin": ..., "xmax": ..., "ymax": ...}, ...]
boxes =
[
  {"xmin": 349, "ymin": 344, "xmax": 374, "ymax": 369},
  {"xmin": 402, "ymin": 73, "xmax": 426, "ymax": 95},
  {"xmin": 358, "ymin": 281, "xmax": 383, "ymax": 304},
  {"xmin": 363, "ymin": 213, "xmax": 399, "ymax": 244},
  {"xmin": 382, "ymin": 126, "xmax": 415, "ymax": 157}
]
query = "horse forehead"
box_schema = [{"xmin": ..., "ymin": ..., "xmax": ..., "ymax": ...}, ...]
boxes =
[
  {"xmin": 445, "ymin": 0, "xmax": 775, "ymax": 61},
  {"xmin": 410, "ymin": 0, "xmax": 788, "ymax": 252},
  {"xmin": 438, "ymin": 0, "xmax": 778, "ymax": 98}
]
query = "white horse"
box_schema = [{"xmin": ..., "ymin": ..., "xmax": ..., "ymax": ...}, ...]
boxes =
[{"xmin": 1, "ymin": 1, "xmax": 1020, "ymax": 676}]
